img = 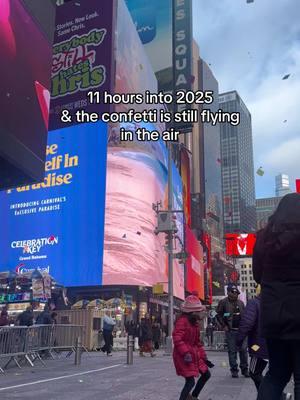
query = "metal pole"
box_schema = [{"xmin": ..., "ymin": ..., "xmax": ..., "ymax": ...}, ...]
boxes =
[
  {"xmin": 127, "ymin": 335, "xmax": 134, "ymax": 365},
  {"xmin": 74, "ymin": 336, "xmax": 82, "ymax": 366},
  {"xmin": 166, "ymin": 141, "xmax": 174, "ymax": 355}
]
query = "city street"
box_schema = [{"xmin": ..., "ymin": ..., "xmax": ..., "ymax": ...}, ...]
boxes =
[{"xmin": 0, "ymin": 351, "xmax": 261, "ymax": 400}]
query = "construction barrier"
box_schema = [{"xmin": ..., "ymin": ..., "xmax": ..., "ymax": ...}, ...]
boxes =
[
  {"xmin": 0, "ymin": 324, "xmax": 86, "ymax": 373},
  {"xmin": 201, "ymin": 330, "xmax": 227, "ymax": 351}
]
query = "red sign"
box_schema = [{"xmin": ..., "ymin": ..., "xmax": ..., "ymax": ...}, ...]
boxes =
[
  {"xmin": 181, "ymin": 148, "xmax": 192, "ymax": 226},
  {"xmin": 296, "ymin": 179, "xmax": 300, "ymax": 194},
  {"xmin": 185, "ymin": 226, "xmax": 204, "ymax": 300},
  {"xmin": 225, "ymin": 233, "xmax": 257, "ymax": 257}
]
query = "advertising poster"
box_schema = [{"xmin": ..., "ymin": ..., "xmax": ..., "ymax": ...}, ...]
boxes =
[
  {"xmin": 181, "ymin": 148, "xmax": 192, "ymax": 227},
  {"xmin": 0, "ymin": 122, "xmax": 108, "ymax": 287},
  {"xmin": 49, "ymin": 0, "xmax": 115, "ymax": 130},
  {"xmin": 225, "ymin": 233, "xmax": 257, "ymax": 257},
  {"xmin": 125, "ymin": 0, "xmax": 173, "ymax": 73},
  {"xmin": 185, "ymin": 226, "xmax": 205, "ymax": 300},
  {"xmin": 103, "ymin": 127, "xmax": 185, "ymax": 300},
  {"xmin": 32, "ymin": 278, "xmax": 44, "ymax": 300},
  {"xmin": 0, "ymin": 0, "xmax": 54, "ymax": 186}
]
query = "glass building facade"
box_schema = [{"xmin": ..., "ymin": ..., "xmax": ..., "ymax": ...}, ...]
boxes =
[
  {"xmin": 200, "ymin": 60, "xmax": 223, "ymax": 257},
  {"xmin": 219, "ymin": 91, "xmax": 256, "ymax": 234}
]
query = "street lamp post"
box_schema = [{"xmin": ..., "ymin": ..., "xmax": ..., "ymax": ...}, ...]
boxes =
[{"xmin": 166, "ymin": 141, "xmax": 174, "ymax": 355}]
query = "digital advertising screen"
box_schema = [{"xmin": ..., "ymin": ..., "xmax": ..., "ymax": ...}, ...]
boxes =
[
  {"xmin": 103, "ymin": 123, "xmax": 185, "ymax": 300},
  {"xmin": 185, "ymin": 226, "xmax": 205, "ymax": 300},
  {"xmin": 0, "ymin": 122, "xmax": 108, "ymax": 287},
  {"xmin": 225, "ymin": 233, "xmax": 257, "ymax": 257},
  {"xmin": 0, "ymin": 0, "xmax": 55, "ymax": 188},
  {"xmin": 125, "ymin": 0, "xmax": 173, "ymax": 73},
  {"xmin": 49, "ymin": 0, "xmax": 115, "ymax": 130}
]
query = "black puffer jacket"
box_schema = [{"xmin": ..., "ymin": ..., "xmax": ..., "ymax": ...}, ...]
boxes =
[{"xmin": 253, "ymin": 227, "xmax": 300, "ymax": 340}]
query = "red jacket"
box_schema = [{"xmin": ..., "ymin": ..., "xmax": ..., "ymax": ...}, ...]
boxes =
[{"xmin": 172, "ymin": 315, "xmax": 208, "ymax": 377}]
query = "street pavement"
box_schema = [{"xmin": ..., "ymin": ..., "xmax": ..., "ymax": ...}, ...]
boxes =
[{"xmin": 0, "ymin": 350, "xmax": 291, "ymax": 399}]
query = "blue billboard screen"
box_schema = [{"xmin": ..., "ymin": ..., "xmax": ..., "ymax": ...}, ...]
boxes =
[{"xmin": 0, "ymin": 122, "xmax": 108, "ymax": 287}]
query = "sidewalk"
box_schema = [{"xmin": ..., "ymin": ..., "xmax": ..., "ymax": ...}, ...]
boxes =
[{"xmin": 0, "ymin": 351, "xmax": 282, "ymax": 399}]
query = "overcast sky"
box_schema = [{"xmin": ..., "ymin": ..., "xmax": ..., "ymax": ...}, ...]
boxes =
[{"xmin": 193, "ymin": 0, "xmax": 300, "ymax": 198}]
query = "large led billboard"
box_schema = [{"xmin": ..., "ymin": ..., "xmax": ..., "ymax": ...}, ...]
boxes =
[
  {"xmin": 225, "ymin": 233, "xmax": 257, "ymax": 257},
  {"xmin": 0, "ymin": 0, "xmax": 185, "ymax": 300},
  {"xmin": 125, "ymin": 0, "xmax": 173, "ymax": 73},
  {"xmin": 0, "ymin": 0, "xmax": 55, "ymax": 189},
  {"xmin": 0, "ymin": 122, "xmax": 108, "ymax": 286},
  {"xmin": 185, "ymin": 226, "xmax": 205, "ymax": 300},
  {"xmin": 49, "ymin": 0, "xmax": 115, "ymax": 130},
  {"xmin": 103, "ymin": 122, "xmax": 185, "ymax": 300}
]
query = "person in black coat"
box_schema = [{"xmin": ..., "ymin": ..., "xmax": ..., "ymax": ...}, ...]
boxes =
[
  {"xmin": 17, "ymin": 306, "xmax": 34, "ymax": 326},
  {"xmin": 236, "ymin": 287, "xmax": 291, "ymax": 400},
  {"xmin": 253, "ymin": 193, "xmax": 300, "ymax": 400}
]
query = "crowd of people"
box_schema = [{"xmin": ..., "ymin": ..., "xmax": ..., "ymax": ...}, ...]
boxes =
[
  {"xmin": 172, "ymin": 193, "xmax": 300, "ymax": 400},
  {"xmin": 0, "ymin": 304, "xmax": 58, "ymax": 327}
]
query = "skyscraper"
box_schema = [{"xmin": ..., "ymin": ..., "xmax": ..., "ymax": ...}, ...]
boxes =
[
  {"xmin": 256, "ymin": 196, "xmax": 281, "ymax": 230},
  {"xmin": 219, "ymin": 91, "xmax": 256, "ymax": 234},
  {"xmin": 275, "ymin": 174, "xmax": 291, "ymax": 197}
]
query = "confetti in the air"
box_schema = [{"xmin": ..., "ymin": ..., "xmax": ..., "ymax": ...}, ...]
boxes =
[
  {"xmin": 282, "ymin": 74, "xmax": 290, "ymax": 80},
  {"xmin": 256, "ymin": 167, "xmax": 265, "ymax": 176}
]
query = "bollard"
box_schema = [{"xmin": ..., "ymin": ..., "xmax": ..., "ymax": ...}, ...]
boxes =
[
  {"xmin": 126, "ymin": 335, "xmax": 134, "ymax": 365},
  {"xmin": 75, "ymin": 336, "xmax": 82, "ymax": 366}
]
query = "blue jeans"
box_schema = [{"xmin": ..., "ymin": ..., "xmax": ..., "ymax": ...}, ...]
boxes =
[{"xmin": 226, "ymin": 330, "xmax": 248, "ymax": 373}]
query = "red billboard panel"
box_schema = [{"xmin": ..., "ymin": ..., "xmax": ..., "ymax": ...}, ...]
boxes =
[
  {"xmin": 296, "ymin": 179, "xmax": 300, "ymax": 194},
  {"xmin": 181, "ymin": 148, "xmax": 191, "ymax": 227},
  {"xmin": 186, "ymin": 226, "xmax": 205, "ymax": 300},
  {"xmin": 225, "ymin": 233, "xmax": 257, "ymax": 257}
]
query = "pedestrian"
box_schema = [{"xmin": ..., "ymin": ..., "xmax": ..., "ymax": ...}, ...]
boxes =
[
  {"xmin": 236, "ymin": 285, "xmax": 292, "ymax": 400},
  {"xmin": 101, "ymin": 312, "xmax": 115, "ymax": 356},
  {"xmin": 36, "ymin": 304, "xmax": 52, "ymax": 325},
  {"xmin": 17, "ymin": 305, "xmax": 34, "ymax": 326},
  {"xmin": 126, "ymin": 320, "xmax": 137, "ymax": 337},
  {"xmin": 0, "ymin": 309, "xmax": 9, "ymax": 326},
  {"xmin": 216, "ymin": 284, "xmax": 249, "ymax": 378},
  {"xmin": 139, "ymin": 313, "xmax": 155, "ymax": 357},
  {"xmin": 173, "ymin": 295, "xmax": 214, "ymax": 400},
  {"xmin": 51, "ymin": 312, "xmax": 58, "ymax": 325},
  {"xmin": 152, "ymin": 320, "xmax": 161, "ymax": 351},
  {"xmin": 206, "ymin": 322, "xmax": 215, "ymax": 347},
  {"xmin": 253, "ymin": 193, "xmax": 300, "ymax": 400}
]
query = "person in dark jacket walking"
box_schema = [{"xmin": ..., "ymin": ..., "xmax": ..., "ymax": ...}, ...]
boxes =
[
  {"xmin": 173, "ymin": 295, "xmax": 213, "ymax": 400},
  {"xmin": 236, "ymin": 285, "xmax": 291, "ymax": 400},
  {"xmin": 152, "ymin": 320, "xmax": 161, "ymax": 351},
  {"xmin": 253, "ymin": 193, "xmax": 300, "ymax": 400},
  {"xmin": 139, "ymin": 314, "xmax": 155, "ymax": 357},
  {"xmin": 36, "ymin": 305, "xmax": 52, "ymax": 325},
  {"xmin": 17, "ymin": 306, "xmax": 34, "ymax": 326},
  {"xmin": 216, "ymin": 284, "xmax": 249, "ymax": 378},
  {"xmin": 0, "ymin": 307, "xmax": 9, "ymax": 326}
]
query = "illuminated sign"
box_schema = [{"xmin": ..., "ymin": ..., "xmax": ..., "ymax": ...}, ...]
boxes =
[{"xmin": 225, "ymin": 233, "xmax": 257, "ymax": 257}]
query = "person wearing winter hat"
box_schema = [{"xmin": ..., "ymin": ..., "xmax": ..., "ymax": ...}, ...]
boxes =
[
  {"xmin": 173, "ymin": 295, "xmax": 214, "ymax": 400},
  {"xmin": 216, "ymin": 284, "xmax": 249, "ymax": 378}
]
